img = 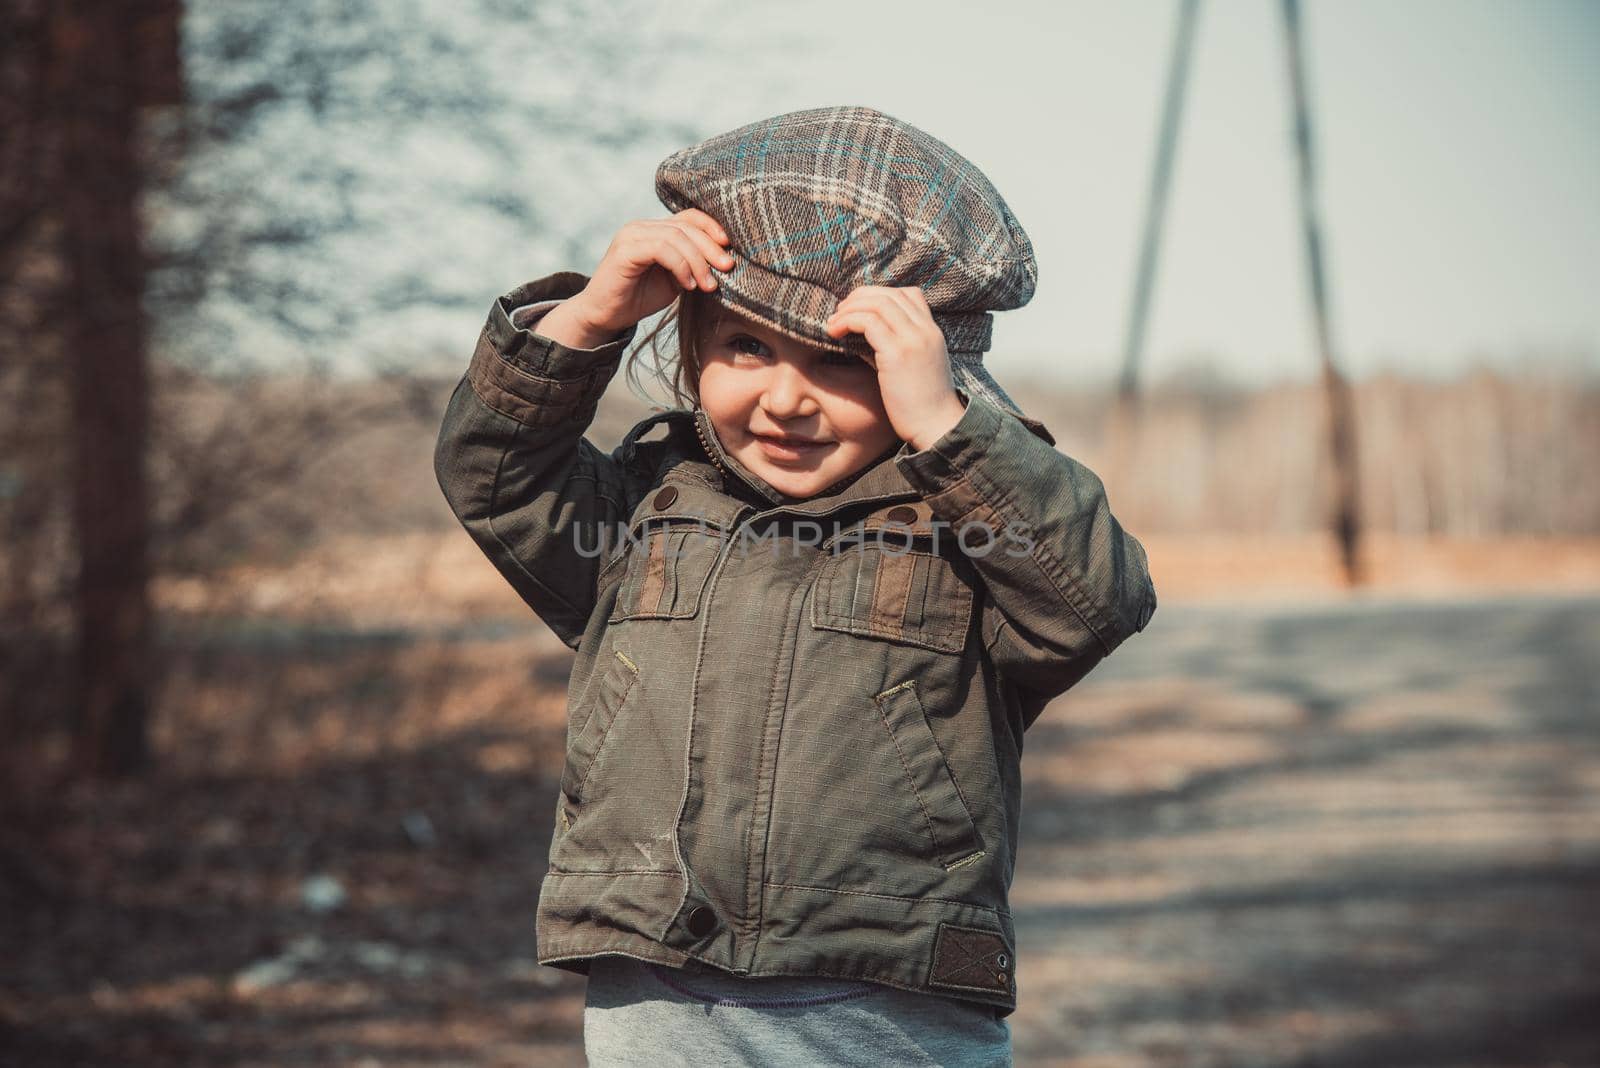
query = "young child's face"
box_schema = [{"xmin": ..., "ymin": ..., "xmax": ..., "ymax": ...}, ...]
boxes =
[{"xmin": 695, "ymin": 305, "xmax": 901, "ymax": 499}]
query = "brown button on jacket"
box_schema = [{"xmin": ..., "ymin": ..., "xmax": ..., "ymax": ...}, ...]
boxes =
[{"xmin": 433, "ymin": 271, "xmax": 1158, "ymax": 1016}]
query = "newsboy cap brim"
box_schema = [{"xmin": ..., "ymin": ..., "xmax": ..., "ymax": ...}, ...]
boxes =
[{"xmin": 686, "ymin": 238, "xmax": 997, "ymax": 361}]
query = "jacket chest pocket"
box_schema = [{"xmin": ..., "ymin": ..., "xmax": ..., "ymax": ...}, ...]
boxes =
[
  {"xmin": 604, "ymin": 502, "xmax": 730, "ymax": 623},
  {"xmin": 810, "ymin": 526, "xmax": 978, "ymax": 654}
]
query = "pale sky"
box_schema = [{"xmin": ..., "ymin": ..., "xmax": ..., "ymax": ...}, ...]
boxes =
[
  {"xmin": 578, "ymin": 0, "xmax": 1600, "ymax": 389},
  {"xmin": 190, "ymin": 0, "xmax": 1598, "ymax": 390}
]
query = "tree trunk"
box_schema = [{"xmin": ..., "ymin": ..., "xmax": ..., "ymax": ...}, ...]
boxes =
[{"xmin": 51, "ymin": 0, "xmax": 180, "ymax": 777}]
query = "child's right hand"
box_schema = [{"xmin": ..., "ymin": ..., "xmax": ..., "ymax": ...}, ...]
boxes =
[{"xmin": 541, "ymin": 209, "xmax": 735, "ymax": 349}]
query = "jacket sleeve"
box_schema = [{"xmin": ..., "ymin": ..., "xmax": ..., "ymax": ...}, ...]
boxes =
[
  {"xmin": 892, "ymin": 388, "xmax": 1157, "ymax": 731},
  {"xmin": 433, "ymin": 271, "xmax": 640, "ymax": 651}
]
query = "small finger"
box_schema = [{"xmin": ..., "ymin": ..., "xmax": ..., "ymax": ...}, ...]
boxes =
[
  {"xmin": 825, "ymin": 309, "xmax": 892, "ymax": 350},
  {"xmin": 832, "ymin": 285, "xmax": 900, "ymax": 317},
  {"xmin": 652, "ymin": 241, "xmax": 699, "ymax": 290},
  {"xmin": 674, "ymin": 207, "xmax": 731, "ymax": 245},
  {"xmin": 657, "ymin": 229, "xmax": 717, "ymax": 290},
  {"xmin": 675, "ymin": 219, "xmax": 736, "ymax": 272},
  {"xmin": 831, "ymin": 296, "xmax": 909, "ymax": 337},
  {"xmin": 899, "ymin": 287, "xmax": 937, "ymax": 328},
  {"xmin": 875, "ymin": 290, "xmax": 921, "ymax": 331},
  {"xmin": 892, "ymin": 289, "xmax": 944, "ymax": 342}
]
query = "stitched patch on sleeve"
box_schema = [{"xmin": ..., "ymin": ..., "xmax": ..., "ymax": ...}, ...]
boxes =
[{"xmin": 928, "ymin": 922, "xmax": 1012, "ymax": 993}]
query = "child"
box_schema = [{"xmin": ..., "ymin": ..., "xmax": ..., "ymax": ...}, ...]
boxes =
[{"xmin": 434, "ymin": 105, "xmax": 1157, "ymax": 1065}]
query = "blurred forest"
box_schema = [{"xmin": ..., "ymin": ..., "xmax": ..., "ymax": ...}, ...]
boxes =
[{"xmin": 3, "ymin": 0, "xmax": 1598, "ymax": 1065}]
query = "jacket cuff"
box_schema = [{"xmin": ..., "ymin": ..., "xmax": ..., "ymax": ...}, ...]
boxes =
[
  {"xmin": 467, "ymin": 271, "xmax": 638, "ymax": 428},
  {"xmin": 891, "ymin": 386, "xmax": 1003, "ymax": 490},
  {"xmin": 509, "ymin": 298, "xmax": 565, "ymax": 329}
]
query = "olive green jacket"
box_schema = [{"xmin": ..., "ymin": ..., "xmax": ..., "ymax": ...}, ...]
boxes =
[{"xmin": 433, "ymin": 271, "xmax": 1157, "ymax": 1016}]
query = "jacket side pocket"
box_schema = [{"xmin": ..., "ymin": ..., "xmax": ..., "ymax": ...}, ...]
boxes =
[
  {"xmin": 872, "ymin": 679, "xmax": 986, "ymax": 872},
  {"xmin": 559, "ymin": 647, "xmax": 640, "ymax": 815}
]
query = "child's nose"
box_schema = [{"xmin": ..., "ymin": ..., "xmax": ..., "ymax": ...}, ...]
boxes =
[{"xmin": 760, "ymin": 361, "xmax": 820, "ymax": 419}]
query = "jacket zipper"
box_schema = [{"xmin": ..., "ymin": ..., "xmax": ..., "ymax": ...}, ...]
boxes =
[{"xmin": 691, "ymin": 409, "xmax": 733, "ymax": 485}]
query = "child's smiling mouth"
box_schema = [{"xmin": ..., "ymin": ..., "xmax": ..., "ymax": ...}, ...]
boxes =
[{"xmin": 750, "ymin": 431, "xmax": 835, "ymax": 461}]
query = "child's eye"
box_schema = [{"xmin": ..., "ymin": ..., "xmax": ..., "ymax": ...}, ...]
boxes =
[
  {"xmin": 729, "ymin": 335, "xmax": 768, "ymax": 358},
  {"xmin": 821, "ymin": 352, "xmax": 864, "ymax": 368}
]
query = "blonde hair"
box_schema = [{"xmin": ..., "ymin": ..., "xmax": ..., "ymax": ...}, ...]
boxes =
[{"xmin": 623, "ymin": 288, "xmax": 728, "ymax": 411}]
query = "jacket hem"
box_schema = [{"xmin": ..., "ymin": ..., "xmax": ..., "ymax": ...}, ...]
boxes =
[
  {"xmin": 757, "ymin": 880, "xmax": 1015, "ymax": 1016},
  {"xmin": 534, "ymin": 869, "xmax": 1019, "ymax": 1016}
]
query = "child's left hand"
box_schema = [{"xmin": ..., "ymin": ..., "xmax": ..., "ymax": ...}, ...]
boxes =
[{"xmin": 824, "ymin": 286, "xmax": 968, "ymax": 452}]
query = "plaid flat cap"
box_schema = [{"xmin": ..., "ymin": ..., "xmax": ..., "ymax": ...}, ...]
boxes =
[{"xmin": 655, "ymin": 104, "xmax": 1054, "ymax": 445}]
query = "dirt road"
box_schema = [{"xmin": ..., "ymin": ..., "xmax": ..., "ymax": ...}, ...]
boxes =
[
  {"xmin": 5, "ymin": 593, "xmax": 1596, "ymax": 1066},
  {"xmin": 1006, "ymin": 593, "xmax": 1600, "ymax": 1067}
]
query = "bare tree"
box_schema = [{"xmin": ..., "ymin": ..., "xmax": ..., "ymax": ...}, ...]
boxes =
[
  {"xmin": 138, "ymin": 0, "xmax": 718, "ymax": 571},
  {"xmin": 2, "ymin": 0, "xmax": 721, "ymax": 780},
  {"xmin": 36, "ymin": 1, "xmax": 177, "ymax": 777}
]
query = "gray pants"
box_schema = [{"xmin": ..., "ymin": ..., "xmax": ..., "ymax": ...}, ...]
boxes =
[{"xmin": 583, "ymin": 953, "xmax": 1013, "ymax": 1066}]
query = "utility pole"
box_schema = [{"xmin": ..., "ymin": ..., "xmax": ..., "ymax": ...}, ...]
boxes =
[
  {"xmin": 1106, "ymin": 0, "xmax": 1201, "ymax": 499},
  {"xmin": 1281, "ymin": 0, "xmax": 1364, "ymax": 586},
  {"xmin": 1118, "ymin": 0, "xmax": 1201, "ymax": 404}
]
